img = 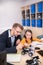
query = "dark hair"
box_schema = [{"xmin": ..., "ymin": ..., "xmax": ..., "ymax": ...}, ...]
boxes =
[
  {"xmin": 12, "ymin": 23, "xmax": 23, "ymax": 30},
  {"xmin": 24, "ymin": 29, "xmax": 33, "ymax": 42}
]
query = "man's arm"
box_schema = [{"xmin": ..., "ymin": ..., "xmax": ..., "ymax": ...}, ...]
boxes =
[
  {"xmin": 5, "ymin": 47, "xmax": 17, "ymax": 53},
  {"xmin": 16, "ymin": 35, "xmax": 22, "ymax": 45},
  {"xmin": 0, "ymin": 32, "xmax": 17, "ymax": 53}
]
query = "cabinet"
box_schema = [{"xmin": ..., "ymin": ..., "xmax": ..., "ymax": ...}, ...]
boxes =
[
  {"xmin": 21, "ymin": 1, "xmax": 43, "ymax": 28},
  {"xmin": 37, "ymin": 2, "xmax": 43, "ymax": 27}
]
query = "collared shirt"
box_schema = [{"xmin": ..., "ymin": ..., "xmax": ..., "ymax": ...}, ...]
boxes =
[
  {"xmin": 8, "ymin": 29, "xmax": 15, "ymax": 47},
  {"xmin": 20, "ymin": 37, "xmax": 42, "ymax": 45}
]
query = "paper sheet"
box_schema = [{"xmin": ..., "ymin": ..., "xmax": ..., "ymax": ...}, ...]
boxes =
[
  {"xmin": 6, "ymin": 54, "xmax": 21, "ymax": 63},
  {"xmin": 31, "ymin": 41, "xmax": 43, "ymax": 49}
]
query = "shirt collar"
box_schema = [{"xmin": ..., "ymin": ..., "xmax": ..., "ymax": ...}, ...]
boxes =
[
  {"xmin": 8, "ymin": 29, "xmax": 11, "ymax": 37},
  {"xmin": 8, "ymin": 29, "xmax": 15, "ymax": 38}
]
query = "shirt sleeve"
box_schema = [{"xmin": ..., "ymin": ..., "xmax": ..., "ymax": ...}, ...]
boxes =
[
  {"xmin": 20, "ymin": 38, "xmax": 26, "ymax": 44},
  {"xmin": 33, "ymin": 38, "xmax": 42, "ymax": 42},
  {"xmin": 17, "ymin": 35, "xmax": 22, "ymax": 40}
]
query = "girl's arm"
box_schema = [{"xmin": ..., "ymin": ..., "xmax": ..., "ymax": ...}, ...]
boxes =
[{"xmin": 33, "ymin": 38, "xmax": 43, "ymax": 42}]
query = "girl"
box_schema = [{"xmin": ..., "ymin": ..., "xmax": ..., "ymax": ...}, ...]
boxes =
[{"xmin": 17, "ymin": 29, "xmax": 43, "ymax": 50}]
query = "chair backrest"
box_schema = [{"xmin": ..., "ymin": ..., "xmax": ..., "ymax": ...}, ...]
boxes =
[{"xmin": 0, "ymin": 51, "xmax": 7, "ymax": 65}]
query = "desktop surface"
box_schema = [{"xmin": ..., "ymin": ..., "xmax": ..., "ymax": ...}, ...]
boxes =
[
  {"xmin": 6, "ymin": 51, "xmax": 43, "ymax": 65},
  {"xmin": 6, "ymin": 43, "xmax": 43, "ymax": 65}
]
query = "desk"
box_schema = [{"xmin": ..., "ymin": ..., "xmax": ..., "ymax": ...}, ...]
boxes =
[
  {"xmin": 7, "ymin": 51, "xmax": 43, "ymax": 65},
  {"xmin": 7, "ymin": 42, "xmax": 43, "ymax": 65}
]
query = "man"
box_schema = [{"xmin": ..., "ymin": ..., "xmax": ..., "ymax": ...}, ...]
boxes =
[{"xmin": 0, "ymin": 23, "xmax": 23, "ymax": 53}]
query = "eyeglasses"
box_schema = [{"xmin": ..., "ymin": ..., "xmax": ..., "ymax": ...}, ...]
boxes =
[{"xmin": 16, "ymin": 30, "xmax": 21, "ymax": 34}]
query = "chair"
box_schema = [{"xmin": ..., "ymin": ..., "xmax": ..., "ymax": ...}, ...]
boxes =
[{"xmin": 0, "ymin": 51, "xmax": 7, "ymax": 65}]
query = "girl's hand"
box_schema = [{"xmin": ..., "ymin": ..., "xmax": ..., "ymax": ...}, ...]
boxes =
[
  {"xmin": 24, "ymin": 43, "xmax": 30, "ymax": 48},
  {"xmin": 41, "ymin": 40, "xmax": 43, "ymax": 43},
  {"xmin": 41, "ymin": 38, "xmax": 43, "ymax": 42},
  {"xmin": 16, "ymin": 43, "xmax": 24, "ymax": 50}
]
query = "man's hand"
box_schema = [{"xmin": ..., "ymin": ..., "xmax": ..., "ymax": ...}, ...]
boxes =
[
  {"xmin": 16, "ymin": 43, "xmax": 23, "ymax": 50},
  {"xmin": 16, "ymin": 39, "xmax": 21, "ymax": 45},
  {"xmin": 41, "ymin": 38, "xmax": 43, "ymax": 42},
  {"xmin": 24, "ymin": 43, "xmax": 30, "ymax": 48}
]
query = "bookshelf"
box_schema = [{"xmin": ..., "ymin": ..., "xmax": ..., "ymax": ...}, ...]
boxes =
[{"xmin": 21, "ymin": 1, "xmax": 43, "ymax": 28}]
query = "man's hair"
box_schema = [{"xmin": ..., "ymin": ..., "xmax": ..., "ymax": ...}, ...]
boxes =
[{"xmin": 12, "ymin": 23, "xmax": 23, "ymax": 30}]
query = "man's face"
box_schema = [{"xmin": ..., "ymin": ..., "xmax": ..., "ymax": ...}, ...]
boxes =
[{"xmin": 12, "ymin": 26, "xmax": 22, "ymax": 36}]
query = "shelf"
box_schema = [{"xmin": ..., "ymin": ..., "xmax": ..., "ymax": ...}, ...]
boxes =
[
  {"xmin": 26, "ymin": 14, "xmax": 30, "ymax": 19},
  {"xmin": 26, "ymin": 9, "xmax": 30, "ymax": 14},
  {"xmin": 37, "ymin": 13, "xmax": 42, "ymax": 19},
  {"xmin": 31, "ymin": 14, "xmax": 35, "ymax": 19}
]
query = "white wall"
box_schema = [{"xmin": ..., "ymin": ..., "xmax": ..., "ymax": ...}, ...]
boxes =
[
  {"xmin": 22, "ymin": 0, "xmax": 43, "ymax": 6},
  {"xmin": 0, "ymin": 0, "xmax": 24, "ymax": 33},
  {"xmin": 0, "ymin": 0, "xmax": 43, "ymax": 34}
]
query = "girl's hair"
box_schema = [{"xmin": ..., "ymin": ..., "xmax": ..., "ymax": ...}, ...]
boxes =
[{"xmin": 24, "ymin": 29, "xmax": 33, "ymax": 42}]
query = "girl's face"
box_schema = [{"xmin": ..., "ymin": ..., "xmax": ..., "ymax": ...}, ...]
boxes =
[{"xmin": 25, "ymin": 31, "xmax": 32, "ymax": 39}]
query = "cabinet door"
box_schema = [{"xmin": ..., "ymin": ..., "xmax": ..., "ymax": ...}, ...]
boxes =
[
  {"xmin": 37, "ymin": 19, "xmax": 42, "ymax": 27},
  {"xmin": 37, "ymin": 2, "xmax": 43, "ymax": 12},
  {"xmin": 31, "ymin": 4, "xmax": 35, "ymax": 14}
]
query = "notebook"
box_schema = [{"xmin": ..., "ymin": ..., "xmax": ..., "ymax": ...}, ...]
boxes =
[
  {"xmin": 31, "ymin": 41, "xmax": 43, "ymax": 49},
  {"xmin": 6, "ymin": 54, "xmax": 21, "ymax": 63}
]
